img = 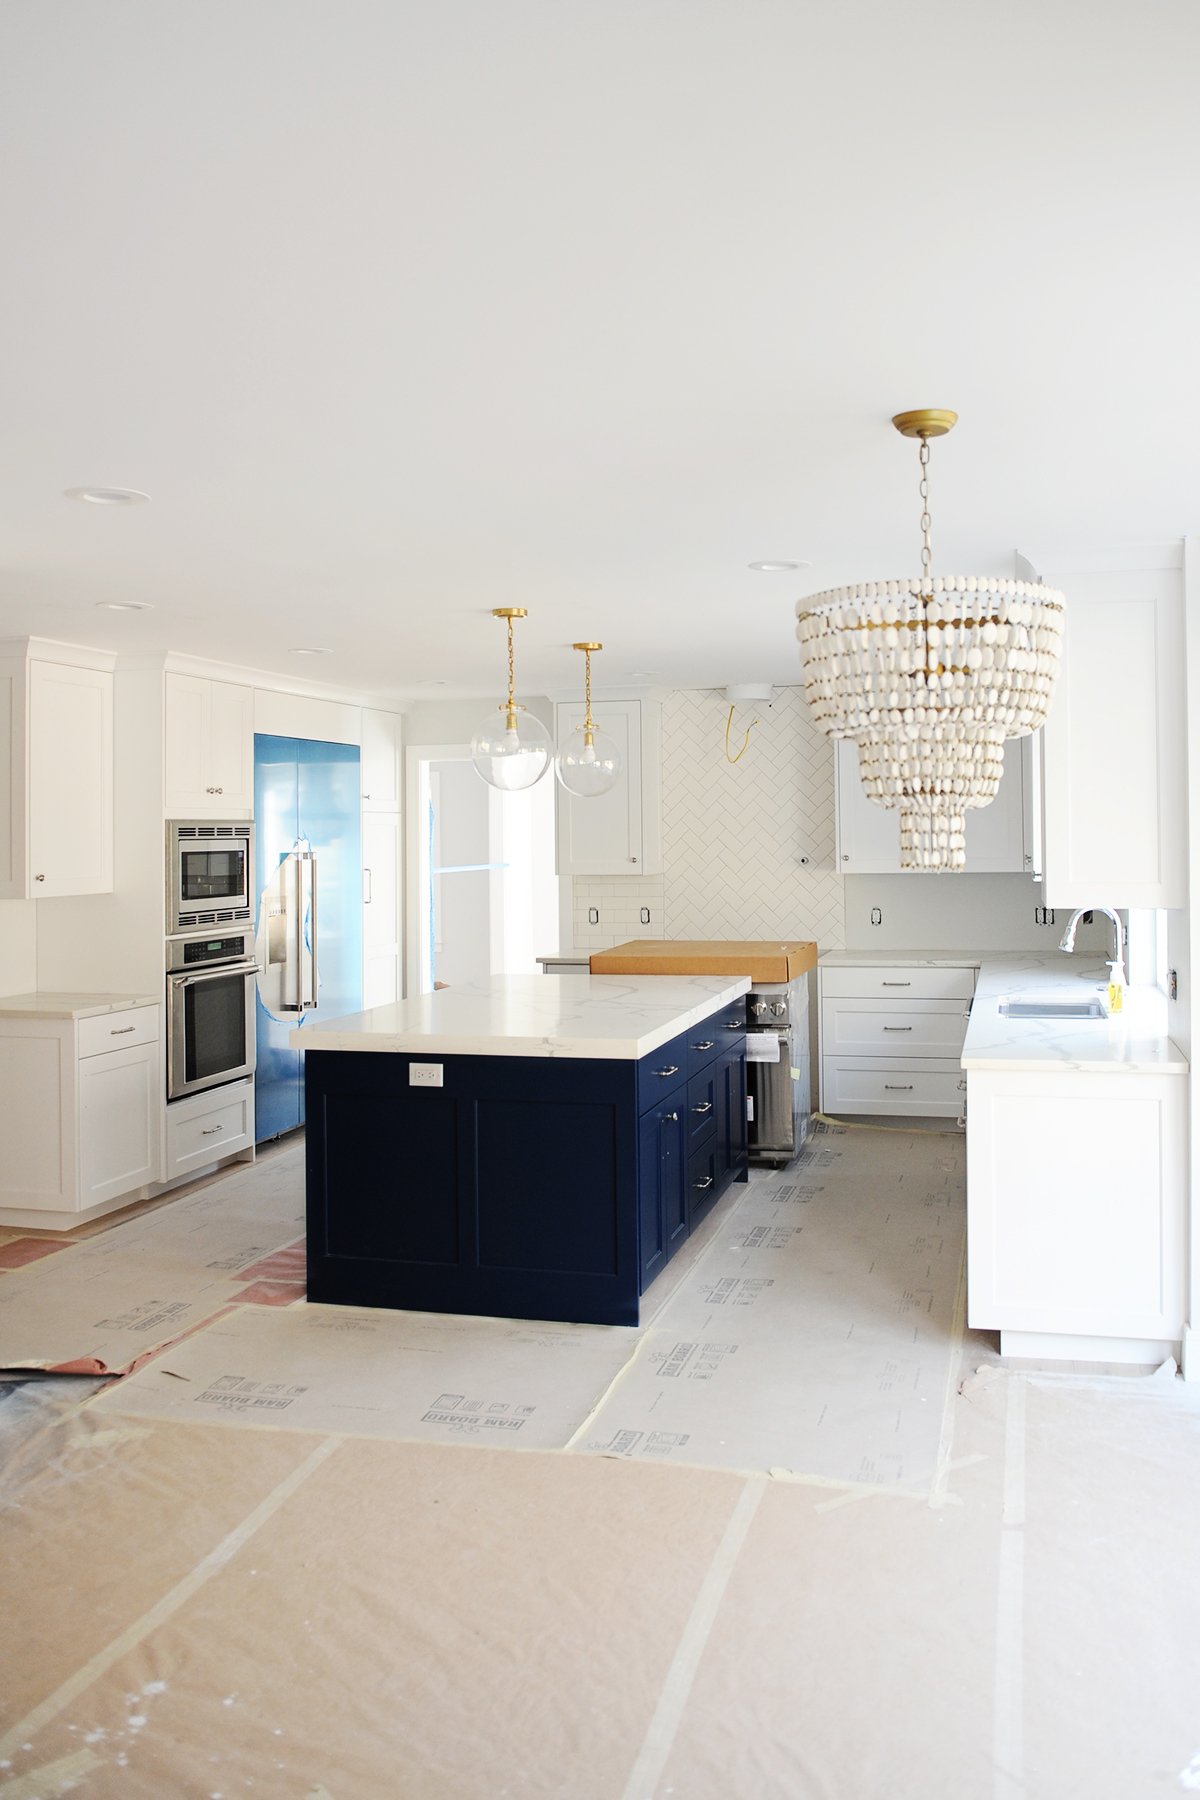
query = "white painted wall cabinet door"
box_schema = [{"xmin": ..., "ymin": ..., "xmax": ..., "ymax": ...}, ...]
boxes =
[
  {"xmin": 164, "ymin": 674, "xmax": 253, "ymax": 817},
  {"xmin": 835, "ymin": 737, "xmax": 1027, "ymax": 875},
  {"xmin": 362, "ymin": 809, "xmax": 401, "ymax": 1008},
  {"xmin": 0, "ymin": 641, "xmax": 114, "ymax": 899},
  {"xmin": 1040, "ymin": 565, "xmax": 1185, "ymax": 909},
  {"xmin": 554, "ymin": 699, "xmax": 663, "ymax": 877},
  {"xmin": 361, "ymin": 708, "xmax": 402, "ymax": 810}
]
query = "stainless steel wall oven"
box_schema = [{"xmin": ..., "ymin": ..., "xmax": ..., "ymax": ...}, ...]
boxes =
[{"xmin": 166, "ymin": 927, "xmax": 258, "ymax": 1101}]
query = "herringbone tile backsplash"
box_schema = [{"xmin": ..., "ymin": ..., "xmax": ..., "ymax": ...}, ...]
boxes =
[{"xmin": 573, "ymin": 688, "xmax": 846, "ymax": 951}]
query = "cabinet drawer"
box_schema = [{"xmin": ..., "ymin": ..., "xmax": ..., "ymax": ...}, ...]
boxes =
[
  {"xmin": 686, "ymin": 1068, "xmax": 718, "ymax": 1144},
  {"xmin": 822, "ymin": 1058, "xmax": 966, "ymax": 1118},
  {"xmin": 687, "ymin": 1139, "xmax": 719, "ymax": 1224},
  {"xmin": 821, "ymin": 966, "xmax": 976, "ymax": 1002},
  {"xmin": 636, "ymin": 1031, "xmax": 689, "ymax": 1114},
  {"xmin": 685, "ymin": 1020, "xmax": 723, "ymax": 1075},
  {"xmin": 78, "ymin": 1006, "xmax": 160, "ymax": 1059},
  {"xmin": 165, "ymin": 1078, "xmax": 254, "ymax": 1176},
  {"xmin": 821, "ymin": 998, "xmax": 970, "ymax": 1060}
]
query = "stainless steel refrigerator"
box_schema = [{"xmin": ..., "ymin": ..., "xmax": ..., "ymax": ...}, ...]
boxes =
[{"xmin": 254, "ymin": 734, "xmax": 362, "ymax": 1141}]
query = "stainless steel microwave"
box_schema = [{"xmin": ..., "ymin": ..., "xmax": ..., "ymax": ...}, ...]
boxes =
[{"xmin": 167, "ymin": 820, "xmax": 255, "ymax": 933}]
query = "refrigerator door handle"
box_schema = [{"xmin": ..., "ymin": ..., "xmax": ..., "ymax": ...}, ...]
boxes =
[
  {"xmin": 278, "ymin": 852, "xmax": 304, "ymax": 1013},
  {"xmin": 305, "ymin": 852, "xmax": 318, "ymax": 1009}
]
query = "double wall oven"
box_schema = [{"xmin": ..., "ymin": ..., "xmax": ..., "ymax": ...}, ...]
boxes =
[{"xmin": 166, "ymin": 823, "xmax": 259, "ymax": 1103}]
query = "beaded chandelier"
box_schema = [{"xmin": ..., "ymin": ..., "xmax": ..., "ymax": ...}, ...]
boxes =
[{"xmin": 794, "ymin": 409, "xmax": 1066, "ymax": 870}]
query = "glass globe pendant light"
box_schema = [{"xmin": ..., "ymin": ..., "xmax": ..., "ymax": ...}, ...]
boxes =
[
  {"xmin": 556, "ymin": 641, "xmax": 623, "ymax": 798},
  {"xmin": 471, "ymin": 608, "xmax": 553, "ymax": 791},
  {"xmin": 794, "ymin": 409, "xmax": 1066, "ymax": 870}
]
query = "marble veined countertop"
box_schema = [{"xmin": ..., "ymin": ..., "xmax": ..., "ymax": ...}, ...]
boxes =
[
  {"xmin": 961, "ymin": 954, "xmax": 1188, "ymax": 1074},
  {"xmin": 293, "ymin": 973, "xmax": 752, "ymax": 1060},
  {"xmin": 0, "ymin": 990, "xmax": 160, "ymax": 1020}
]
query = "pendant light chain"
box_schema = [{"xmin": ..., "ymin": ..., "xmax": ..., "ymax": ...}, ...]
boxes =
[
  {"xmin": 583, "ymin": 646, "xmax": 595, "ymax": 745},
  {"xmin": 505, "ymin": 614, "xmax": 517, "ymax": 728}
]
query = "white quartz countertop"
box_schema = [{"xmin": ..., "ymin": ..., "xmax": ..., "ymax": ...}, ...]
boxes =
[
  {"xmin": 0, "ymin": 990, "xmax": 160, "ymax": 1021},
  {"xmin": 961, "ymin": 955, "xmax": 1188, "ymax": 1074},
  {"xmin": 291, "ymin": 973, "xmax": 752, "ymax": 1060},
  {"xmin": 821, "ymin": 948, "xmax": 990, "ymax": 968}
]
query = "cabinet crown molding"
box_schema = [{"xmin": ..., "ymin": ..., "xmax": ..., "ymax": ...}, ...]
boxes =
[{"xmin": 0, "ymin": 637, "xmax": 116, "ymax": 671}]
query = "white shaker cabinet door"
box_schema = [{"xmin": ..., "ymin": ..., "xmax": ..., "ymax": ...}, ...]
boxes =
[
  {"xmin": 78, "ymin": 1041, "xmax": 160, "ymax": 1206},
  {"xmin": 554, "ymin": 699, "xmax": 662, "ymax": 876},
  {"xmin": 362, "ymin": 809, "xmax": 401, "ymax": 1008},
  {"xmin": 361, "ymin": 709, "xmax": 402, "ymax": 811},
  {"xmin": 1041, "ymin": 566, "xmax": 1185, "ymax": 909},
  {"xmin": 164, "ymin": 674, "xmax": 252, "ymax": 817},
  {"xmin": 28, "ymin": 660, "xmax": 114, "ymax": 896}
]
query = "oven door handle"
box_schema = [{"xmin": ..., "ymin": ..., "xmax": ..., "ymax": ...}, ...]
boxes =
[{"xmin": 173, "ymin": 961, "xmax": 259, "ymax": 987}]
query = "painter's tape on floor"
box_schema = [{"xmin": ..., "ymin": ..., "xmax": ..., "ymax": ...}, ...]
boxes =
[
  {"xmin": 87, "ymin": 1302, "xmax": 638, "ymax": 1449},
  {"xmin": 0, "ymin": 1149, "xmax": 305, "ymax": 1374},
  {"xmin": 575, "ymin": 1125, "xmax": 966, "ymax": 1488}
]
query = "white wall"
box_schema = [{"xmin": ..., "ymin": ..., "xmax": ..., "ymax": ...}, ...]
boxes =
[{"xmin": 0, "ymin": 899, "xmax": 37, "ymax": 995}]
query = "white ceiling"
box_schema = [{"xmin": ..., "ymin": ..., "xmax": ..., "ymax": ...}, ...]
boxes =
[{"xmin": 1, "ymin": 1, "xmax": 1197, "ymax": 702}]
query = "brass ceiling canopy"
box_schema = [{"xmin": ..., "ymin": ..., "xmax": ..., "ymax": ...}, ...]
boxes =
[{"xmin": 891, "ymin": 408, "xmax": 958, "ymax": 439}]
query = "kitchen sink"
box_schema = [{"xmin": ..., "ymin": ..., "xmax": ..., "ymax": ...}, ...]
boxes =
[{"xmin": 998, "ymin": 999, "xmax": 1107, "ymax": 1020}]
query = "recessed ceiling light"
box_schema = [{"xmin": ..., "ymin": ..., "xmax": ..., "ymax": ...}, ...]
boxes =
[
  {"xmin": 418, "ymin": 679, "xmax": 449, "ymax": 686},
  {"xmin": 95, "ymin": 600, "xmax": 155, "ymax": 612},
  {"xmin": 65, "ymin": 487, "xmax": 150, "ymax": 506},
  {"xmin": 748, "ymin": 560, "xmax": 809, "ymax": 572},
  {"xmin": 628, "ymin": 671, "xmax": 662, "ymax": 679},
  {"xmin": 288, "ymin": 646, "xmax": 332, "ymax": 656}
]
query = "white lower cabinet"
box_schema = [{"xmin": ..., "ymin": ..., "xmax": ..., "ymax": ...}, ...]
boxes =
[
  {"xmin": 819, "ymin": 962, "xmax": 975, "ymax": 1119},
  {"xmin": 165, "ymin": 1077, "xmax": 255, "ymax": 1180},
  {"xmin": 967, "ymin": 1068, "xmax": 1186, "ymax": 1359},
  {"xmin": 0, "ymin": 1004, "xmax": 161, "ymax": 1227}
]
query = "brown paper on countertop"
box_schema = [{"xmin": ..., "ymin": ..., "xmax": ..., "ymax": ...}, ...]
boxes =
[{"xmin": 589, "ymin": 938, "xmax": 818, "ymax": 982}]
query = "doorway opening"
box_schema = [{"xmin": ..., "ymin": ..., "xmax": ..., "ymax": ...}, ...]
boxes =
[{"xmin": 405, "ymin": 744, "xmax": 560, "ymax": 995}]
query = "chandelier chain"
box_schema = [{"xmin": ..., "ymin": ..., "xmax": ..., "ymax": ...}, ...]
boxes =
[
  {"xmin": 918, "ymin": 436, "xmax": 933, "ymax": 591},
  {"xmin": 584, "ymin": 647, "xmax": 593, "ymax": 731}
]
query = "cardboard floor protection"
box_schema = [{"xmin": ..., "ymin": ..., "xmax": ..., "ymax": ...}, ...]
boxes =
[
  {"xmin": 88, "ymin": 1301, "xmax": 639, "ymax": 1447},
  {"xmin": 575, "ymin": 1124, "xmax": 966, "ymax": 1491},
  {"xmin": 6, "ymin": 1371, "xmax": 1200, "ymax": 1800},
  {"xmin": 0, "ymin": 1147, "xmax": 305, "ymax": 1374},
  {"xmin": 86, "ymin": 1123, "xmax": 966, "ymax": 1490}
]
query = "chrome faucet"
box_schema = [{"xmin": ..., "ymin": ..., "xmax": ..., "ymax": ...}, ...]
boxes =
[{"xmin": 1059, "ymin": 906, "xmax": 1126, "ymax": 976}]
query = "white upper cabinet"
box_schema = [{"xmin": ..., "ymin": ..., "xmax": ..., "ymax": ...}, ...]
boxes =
[
  {"xmin": 164, "ymin": 674, "xmax": 253, "ymax": 817},
  {"xmin": 835, "ymin": 736, "xmax": 1028, "ymax": 875},
  {"xmin": 554, "ymin": 698, "xmax": 663, "ymax": 877},
  {"xmin": 1040, "ymin": 564, "xmax": 1185, "ymax": 910},
  {"xmin": 361, "ymin": 708, "xmax": 402, "ymax": 811},
  {"xmin": 0, "ymin": 640, "xmax": 114, "ymax": 898}
]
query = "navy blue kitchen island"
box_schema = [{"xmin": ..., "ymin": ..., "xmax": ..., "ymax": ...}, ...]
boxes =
[{"xmin": 296, "ymin": 973, "xmax": 749, "ymax": 1325}]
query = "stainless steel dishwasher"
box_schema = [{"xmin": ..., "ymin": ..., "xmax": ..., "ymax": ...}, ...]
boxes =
[{"xmin": 745, "ymin": 976, "xmax": 812, "ymax": 1167}]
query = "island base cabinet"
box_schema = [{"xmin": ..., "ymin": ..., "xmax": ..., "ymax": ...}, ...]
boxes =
[
  {"xmin": 967, "ymin": 1069, "xmax": 1186, "ymax": 1360},
  {"xmin": 304, "ymin": 1006, "xmax": 748, "ymax": 1326}
]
